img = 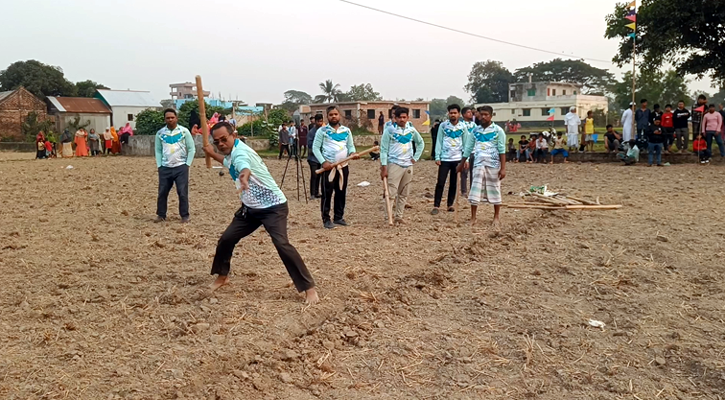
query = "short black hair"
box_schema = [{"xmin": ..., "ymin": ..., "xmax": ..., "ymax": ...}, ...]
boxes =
[
  {"xmin": 520, "ymin": 135, "xmax": 526, "ymax": 139},
  {"xmin": 326, "ymin": 105, "xmax": 339, "ymax": 115},
  {"xmin": 434, "ymin": 119, "xmax": 441, "ymax": 122},
  {"xmin": 709, "ymin": 104, "xmax": 716, "ymax": 108},
  {"xmin": 653, "ymin": 104, "xmax": 660, "ymax": 109},
  {"xmin": 163, "ymin": 108, "xmax": 177, "ymax": 116},
  {"xmin": 640, "ymin": 99, "xmax": 648, "ymax": 104},
  {"xmin": 678, "ymin": 100, "xmax": 685, "ymax": 104},
  {"xmin": 698, "ymin": 94, "xmax": 707, "ymax": 100},
  {"xmin": 447, "ymin": 104, "xmax": 461, "ymax": 112},
  {"xmin": 211, "ymin": 121, "xmax": 234, "ymax": 135},
  {"xmin": 314, "ymin": 114, "xmax": 324, "ymax": 122},
  {"xmin": 508, "ymin": 138, "xmax": 514, "ymax": 141},
  {"xmin": 394, "ymin": 107, "xmax": 409, "ymax": 118},
  {"xmin": 606, "ymin": 124, "xmax": 613, "ymax": 129},
  {"xmin": 461, "ymin": 106, "xmax": 472, "ymax": 114},
  {"xmin": 537, "ymin": 133, "xmax": 544, "ymax": 137},
  {"xmin": 478, "ymin": 105, "xmax": 494, "ymax": 115},
  {"xmin": 374, "ymin": 140, "xmax": 379, "ymax": 145},
  {"xmin": 665, "ymin": 104, "xmax": 672, "ymax": 108},
  {"xmin": 629, "ymin": 139, "xmax": 636, "ymax": 146},
  {"xmin": 310, "ymin": 116, "xmax": 314, "ymax": 120}
]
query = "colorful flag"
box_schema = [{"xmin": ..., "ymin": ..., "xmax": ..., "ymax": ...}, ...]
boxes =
[
  {"xmin": 425, "ymin": 110, "xmax": 430, "ymax": 115},
  {"xmin": 628, "ymin": 33, "xmax": 636, "ymax": 39},
  {"xmin": 626, "ymin": 23, "xmax": 636, "ymax": 30},
  {"xmin": 546, "ymin": 115, "xmax": 555, "ymax": 122},
  {"xmin": 626, "ymin": 14, "xmax": 636, "ymax": 22},
  {"xmin": 423, "ymin": 119, "xmax": 431, "ymax": 126},
  {"xmin": 548, "ymin": 108, "xmax": 556, "ymax": 114},
  {"xmin": 694, "ymin": 105, "xmax": 705, "ymax": 113},
  {"xmin": 628, "ymin": 1, "xmax": 636, "ymax": 8}
]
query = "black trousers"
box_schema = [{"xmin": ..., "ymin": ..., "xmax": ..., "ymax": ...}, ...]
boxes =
[
  {"xmin": 434, "ymin": 161, "xmax": 459, "ymax": 208},
  {"xmin": 278, "ymin": 144, "xmax": 290, "ymax": 159},
  {"xmin": 308, "ymin": 160, "xmax": 322, "ymax": 197},
  {"xmin": 211, "ymin": 203, "xmax": 315, "ymax": 292},
  {"xmin": 430, "ymin": 133, "xmax": 437, "ymax": 159},
  {"xmin": 156, "ymin": 165, "xmax": 189, "ymax": 219},
  {"xmin": 321, "ymin": 166, "xmax": 349, "ymax": 222}
]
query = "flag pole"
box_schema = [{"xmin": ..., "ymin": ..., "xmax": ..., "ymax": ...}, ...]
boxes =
[{"xmin": 630, "ymin": 2, "xmax": 637, "ymax": 139}]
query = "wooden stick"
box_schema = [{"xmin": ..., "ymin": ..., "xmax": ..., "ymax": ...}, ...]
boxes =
[
  {"xmin": 315, "ymin": 146, "xmax": 380, "ymax": 175},
  {"xmin": 505, "ymin": 204, "xmax": 622, "ymax": 210},
  {"xmin": 383, "ymin": 177, "xmax": 393, "ymax": 226},
  {"xmin": 454, "ymin": 171, "xmax": 460, "ymax": 224},
  {"xmin": 195, "ymin": 75, "xmax": 211, "ymax": 169},
  {"xmin": 565, "ymin": 195, "xmax": 597, "ymax": 205},
  {"xmin": 565, "ymin": 204, "xmax": 621, "ymax": 210},
  {"xmin": 530, "ymin": 193, "xmax": 568, "ymax": 205}
]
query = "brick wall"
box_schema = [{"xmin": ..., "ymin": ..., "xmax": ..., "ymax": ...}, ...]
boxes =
[
  {"xmin": 307, "ymin": 102, "xmax": 431, "ymax": 133},
  {"xmin": 0, "ymin": 88, "xmax": 48, "ymax": 141}
]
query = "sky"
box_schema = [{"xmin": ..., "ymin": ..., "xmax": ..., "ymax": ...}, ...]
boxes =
[{"xmin": 0, "ymin": 0, "xmax": 716, "ymax": 105}]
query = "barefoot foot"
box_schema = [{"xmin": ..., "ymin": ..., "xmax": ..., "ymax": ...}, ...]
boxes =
[
  {"xmin": 210, "ymin": 275, "xmax": 229, "ymax": 292},
  {"xmin": 492, "ymin": 218, "xmax": 501, "ymax": 231},
  {"xmin": 305, "ymin": 288, "xmax": 320, "ymax": 305}
]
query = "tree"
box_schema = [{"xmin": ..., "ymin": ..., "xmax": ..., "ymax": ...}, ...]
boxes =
[
  {"xmin": 65, "ymin": 116, "xmax": 91, "ymax": 132},
  {"xmin": 283, "ymin": 90, "xmax": 313, "ymax": 105},
  {"xmin": 464, "ymin": 60, "xmax": 515, "ymax": 103},
  {"xmin": 177, "ymin": 100, "xmax": 226, "ymax": 130},
  {"xmin": 344, "ymin": 83, "xmax": 382, "ymax": 102},
  {"xmin": 75, "ymin": 80, "xmax": 109, "ymax": 98},
  {"xmin": 21, "ymin": 111, "xmax": 53, "ymax": 142},
  {"xmin": 316, "ymin": 80, "xmax": 342, "ymax": 103},
  {"xmin": 605, "ymin": 1, "xmax": 725, "ymax": 84},
  {"xmin": 513, "ymin": 58, "xmax": 613, "ymax": 94},
  {"xmin": 135, "ymin": 109, "xmax": 166, "ymax": 135},
  {"xmin": 709, "ymin": 88, "xmax": 725, "ymax": 106},
  {"xmin": 609, "ymin": 69, "xmax": 691, "ymax": 110},
  {"xmin": 0, "ymin": 60, "xmax": 76, "ymax": 99},
  {"xmin": 429, "ymin": 96, "xmax": 467, "ymax": 121}
]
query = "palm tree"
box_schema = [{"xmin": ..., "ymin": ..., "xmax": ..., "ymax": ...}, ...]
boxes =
[{"xmin": 318, "ymin": 80, "xmax": 342, "ymax": 103}]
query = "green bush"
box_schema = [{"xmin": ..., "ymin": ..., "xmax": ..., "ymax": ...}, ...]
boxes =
[{"xmin": 135, "ymin": 109, "xmax": 165, "ymax": 135}]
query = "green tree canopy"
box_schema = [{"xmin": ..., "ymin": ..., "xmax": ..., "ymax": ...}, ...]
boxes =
[
  {"xmin": 513, "ymin": 58, "xmax": 613, "ymax": 94},
  {"xmin": 177, "ymin": 100, "xmax": 226, "ymax": 129},
  {"xmin": 709, "ymin": 88, "xmax": 725, "ymax": 106},
  {"xmin": 75, "ymin": 80, "xmax": 109, "ymax": 98},
  {"xmin": 344, "ymin": 83, "xmax": 382, "ymax": 102},
  {"xmin": 283, "ymin": 90, "xmax": 312, "ymax": 105},
  {"xmin": 0, "ymin": 60, "xmax": 76, "ymax": 99},
  {"xmin": 135, "ymin": 109, "xmax": 166, "ymax": 135},
  {"xmin": 605, "ymin": 1, "xmax": 725, "ymax": 84},
  {"xmin": 430, "ymin": 96, "xmax": 467, "ymax": 121},
  {"xmin": 609, "ymin": 69, "xmax": 691, "ymax": 110},
  {"xmin": 464, "ymin": 60, "xmax": 514, "ymax": 103}
]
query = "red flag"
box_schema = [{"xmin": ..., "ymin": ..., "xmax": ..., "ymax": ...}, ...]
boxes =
[
  {"xmin": 695, "ymin": 105, "xmax": 705, "ymax": 113},
  {"xmin": 547, "ymin": 115, "xmax": 555, "ymax": 121},
  {"xmin": 625, "ymin": 15, "xmax": 636, "ymax": 22}
]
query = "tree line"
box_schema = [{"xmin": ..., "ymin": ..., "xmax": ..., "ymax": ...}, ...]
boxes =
[{"xmin": 0, "ymin": 60, "xmax": 108, "ymax": 99}]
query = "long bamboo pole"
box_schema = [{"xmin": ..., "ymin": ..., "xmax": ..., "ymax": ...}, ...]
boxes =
[
  {"xmin": 195, "ymin": 76, "xmax": 211, "ymax": 169},
  {"xmin": 630, "ymin": 4, "xmax": 637, "ymax": 139}
]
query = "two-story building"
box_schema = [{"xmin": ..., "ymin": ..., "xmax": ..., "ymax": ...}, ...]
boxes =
[
  {"xmin": 476, "ymin": 82, "xmax": 608, "ymax": 127},
  {"xmin": 306, "ymin": 101, "xmax": 431, "ymax": 133}
]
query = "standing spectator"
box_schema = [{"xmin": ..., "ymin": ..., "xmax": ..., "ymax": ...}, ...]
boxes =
[
  {"xmin": 278, "ymin": 124, "xmax": 290, "ymax": 159},
  {"xmin": 635, "ymin": 99, "xmax": 651, "ymax": 140},
  {"xmin": 308, "ymin": 117, "xmax": 315, "ymax": 132},
  {"xmin": 604, "ymin": 124, "xmax": 621, "ymax": 153},
  {"xmin": 154, "ymin": 108, "xmax": 195, "ymax": 223},
  {"xmin": 378, "ymin": 111, "xmax": 385, "ymax": 134},
  {"xmin": 650, "ymin": 104, "xmax": 663, "ymax": 126},
  {"xmin": 661, "ymin": 104, "xmax": 675, "ymax": 153},
  {"xmin": 74, "ymin": 129, "xmax": 89, "ymax": 157},
  {"xmin": 288, "ymin": 122, "xmax": 298, "ymax": 158},
  {"xmin": 36, "ymin": 135, "xmax": 46, "ymax": 159},
  {"xmin": 430, "ymin": 119, "xmax": 441, "ymax": 160},
  {"xmin": 432, "ymin": 104, "xmax": 470, "ymax": 215},
  {"xmin": 61, "ymin": 129, "xmax": 74, "ymax": 158},
  {"xmin": 673, "ymin": 100, "xmax": 691, "ymax": 153},
  {"xmin": 702, "ymin": 104, "xmax": 724, "ymax": 157},
  {"xmin": 691, "ymin": 94, "xmax": 708, "ymax": 143},
  {"xmin": 583, "ymin": 110, "xmax": 595, "ymax": 152},
  {"xmin": 535, "ymin": 133, "xmax": 549, "ymax": 163},
  {"xmin": 647, "ymin": 122, "xmax": 665, "ymax": 167},
  {"xmin": 459, "ymin": 107, "xmax": 476, "ymax": 196},
  {"xmin": 103, "ymin": 128, "xmax": 113, "ymax": 155},
  {"xmin": 298, "ymin": 123, "xmax": 308, "ymax": 157},
  {"xmin": 307, "ymin": 114, "xmax": 324, "ymax": 200},
  {"xmin": 621, "ymin": 102, "xmax": 635, "ymax": 142},
  {"xmin": 88, "ymin": 129, "xmax": 101, "ymax": 156},
  {"xmin": 564, "ymin": 106, "xmax": 581, "ymax": 152}
]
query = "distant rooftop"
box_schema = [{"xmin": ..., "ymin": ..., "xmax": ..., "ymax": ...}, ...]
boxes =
[{"xmin": 95, "ymin": 89, "xmax": 159, "ymax": 107}]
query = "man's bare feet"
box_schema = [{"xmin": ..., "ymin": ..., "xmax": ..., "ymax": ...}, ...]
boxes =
[
  {"xmin": 210, "ymin": 275, "xmax": 229, "ymax": 292},
  {"xmin": 305, "ymin": 288, "xmax": 320, "ymax": 305},
  {"xmin": 470, "ymin": 218, "xmax": 478, "ymax": 227},
  {"xmin": 492, "ymin": 218, "xmax": 501, "ymax": 231}
]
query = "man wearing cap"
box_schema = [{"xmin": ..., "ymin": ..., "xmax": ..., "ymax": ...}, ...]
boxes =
[{"xmin": 564, "ymin": 107, "xmax": 581, "ymax": 152}]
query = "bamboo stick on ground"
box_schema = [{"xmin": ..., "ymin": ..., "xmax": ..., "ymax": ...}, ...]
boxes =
[{"xmin": 315, "ymin": 146, "xmax": 379, "ymax": 175}]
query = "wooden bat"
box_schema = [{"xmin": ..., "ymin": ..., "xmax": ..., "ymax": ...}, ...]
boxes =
[
  {"xmin": 382, "ymin": 177, "xmax": 393, "ymax": 226},
  {"xmin": 315, "ymin": 146, "xmax": 380, "ymax": 175},
  {"xmin": 454, "ymin": 171, "xmax": 460, "ymax": 224},
  {"xmin": 195, "ymin": 75, "xmax": 211, "ymax": 169}
]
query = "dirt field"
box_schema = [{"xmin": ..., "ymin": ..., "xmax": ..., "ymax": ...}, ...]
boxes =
[{"xmin": 1, "ymin": 151, "xmax": 724, "ymax": 400}]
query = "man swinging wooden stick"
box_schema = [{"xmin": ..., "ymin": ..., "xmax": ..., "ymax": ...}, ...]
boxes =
[
  {"xmin": 379, "ymin": 107, "xmax": 424, "ymax": 225},
  {"xmin": 312, "ymin": 106, "xmax": 361, "ymax": 230},
  {"xmin": 202, "ymin": 122, "xmax": 319, "ymax": 304}
]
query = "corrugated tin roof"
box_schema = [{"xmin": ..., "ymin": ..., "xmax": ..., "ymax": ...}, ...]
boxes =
[
  {"xmin": 0, "ymin": 90, "xmax": 15, "ymax": 103},
  {"xmin": 47, "ymin": 97, "xmax": 111, "ymax": 114},
  {"xmin": 96, "ymin": 90, "xmax": 159, "ymax": 107}
]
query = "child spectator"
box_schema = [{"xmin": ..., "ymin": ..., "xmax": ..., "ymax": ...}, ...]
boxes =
[
  {"xmin": 661, "ymin": 104, "xmax": 675, "ymax": 153},
  {"xmin": 370, "ymin": 140, "xmax": 380, "ymax": 161},
  {"xmin": 583, "ymin": 110, "xmax": 595, "ymax": 152},
  {"xmin": 535, "ymin": 133, "xmax": 549, "ymax": 163},
  {"xmin": 526, "ymin": 134, "xmax": 537, "ymax": 163},
  {"xmin": 650, "ymin": 104, "xmax": 663, "ymax": 125},
  {"xmin": 550, "ymin": 131, "xmax": 569, "ymax": 164},
  {"xmin": 604, "ymin": 125, "xmax": 621, "ymax": 153},
  {"xmin": 516, "ymin": 135, "xmax": 528, "ymax": 163},
  {"xmin": 693, "ymin": 133, "xmax": 709, "ymax": 163},
  {"xmin": 36, "ymin": 139, "xmax": 46, "ymax": 159},
  {"xmin": 507, "ymin": 138, "xmax": 516, "ymax": 162},
  {"xmin": 44, "ymin": 139, "xmax": 53, "ymax": 158},
  {"xmin": 647, "ymin": 121, "xmax": 665, "ymax": 167},
  {"xmin": 617, "ymin": 140, "xmax": 640, "ymax": 165}
]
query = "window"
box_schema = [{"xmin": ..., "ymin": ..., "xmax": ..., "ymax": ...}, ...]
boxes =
[
  {"xmin": 573, "ymin": 91, "xmax": 577, "ymax": 95},
  {"xmin": 563, "ymin": 90, "xmax": 567, "ymax": 96},
  {"xmin": 344, "ymin": 110, "xmax": 352, "ymax": 118},
  {"xmin": 547, "ymin": 88, "xmax": 551, "ymax": 96},
  {"xmin": 127, "ymin": 114, "xmax": 134, "ymax": 122},
  {"xmin": 413, "ymin": 109, "xmax": 421, "ymax": 119},
  {"xmin": 541, "ymin": 108, "xmax": 550, "ymax": 115},
  {"xmin": 523, "ymin": 109, "xmax": 531, "ymax": 117},
  {"xmin": 510, "ymin": 90, "xmax": 516, "ymax": 99},
  {"xmin": 527, "ymin": 89, "xmax": 536, "ymax": 97},
  {"xmin": 367, "ymin": 109, "xmax": 376, "ymax": 119},
  {"xmin": 561, "ymin": 107, "xmax": 569, "ymax": 115},
  {"xmin": 552, "ymin": 89, "xmax": 557, "ymax": 96}
]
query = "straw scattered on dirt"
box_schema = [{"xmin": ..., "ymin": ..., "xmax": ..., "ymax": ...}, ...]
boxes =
[{"xmin": 1, "ymin": 152, "xmax": 724, "ymax": 399}]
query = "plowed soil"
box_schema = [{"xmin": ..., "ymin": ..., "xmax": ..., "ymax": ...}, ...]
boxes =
[{"xmin": 1, "ymin": 151, "xmax": 723, "ymax": 400}]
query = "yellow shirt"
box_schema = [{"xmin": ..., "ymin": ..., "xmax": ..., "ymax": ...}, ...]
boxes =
[{"xmin": 585, "ymin": 118, "xmax": 595, "ymax": 134}]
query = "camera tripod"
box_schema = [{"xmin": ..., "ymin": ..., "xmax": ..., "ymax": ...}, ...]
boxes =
[{"xmin": 279, "ymin": 141, "xmax": 308, "ymax": 204}]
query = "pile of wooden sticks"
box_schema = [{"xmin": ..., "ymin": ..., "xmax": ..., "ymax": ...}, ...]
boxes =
[{"xmin": 504, "ymin": 192, "xmax": 622, "ymax": 210}]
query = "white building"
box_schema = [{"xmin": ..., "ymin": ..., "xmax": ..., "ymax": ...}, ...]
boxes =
[
  {"xmin": 94, "ymin": 89, "xmax": 160, "ymax": 129},
  {"xmin": 476, "ymin": 82, "xmax": 608, "ymax": 126}
]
